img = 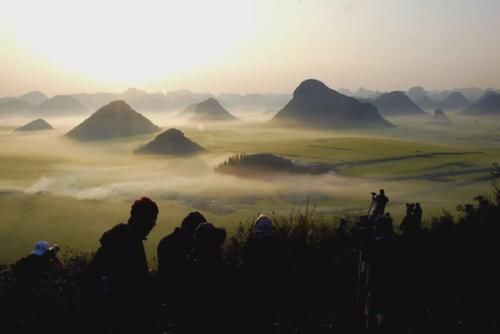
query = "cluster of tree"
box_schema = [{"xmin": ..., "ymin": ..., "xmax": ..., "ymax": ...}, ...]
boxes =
[
  {"xmin": 214, "ymin": 153, "xmax": 333, "ymax": 177},
  {"xmin": 1, "ymin": 189, "xmax": 499, "ymax": 334}
]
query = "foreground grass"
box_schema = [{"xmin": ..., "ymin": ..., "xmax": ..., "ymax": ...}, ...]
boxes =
[{"xmin": 1, "ymin": 188, "xmax": 499, "ymax": 333}]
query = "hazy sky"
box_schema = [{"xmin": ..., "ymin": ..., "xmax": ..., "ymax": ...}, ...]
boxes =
[{"xmin": 1, "ymin": 0, "xmax": 499, "ymax": 96}]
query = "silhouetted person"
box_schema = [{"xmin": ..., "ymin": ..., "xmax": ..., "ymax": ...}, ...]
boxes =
[
  {"xmin": 401, "ymin": 203, "xmax": 423, "ymax": 236},
  {"xmin": 242, "ymin": 214, "xmax": 284, "ymax": 334},
  {"xmin": 372, "ymin": 189, "xmax": 389, "ymax": 217},
  {"xmin": 366, "ymin": 215, "xmax": 402, "ymax": 333},
  {"xmin": 400, "ymin": 203, "xmax": 425, "ymax": 332},
  {"xmin": 400, "ymin": 203, "xmax": 415, "ymax": 235},
  {"xmin": 14, "ymin": 241, "xmax": 64, "ymax": 288},
  {"xmin": 182, "ymin": 223, "xmax": 240, "ymax": 334},
  {"xmin": 413, "ymin": 203, "xmax": 422, "ymax": 228},
  {"xmin": 157, "ymin": 211, "xmax": 206, "ymax": 331},
  {"xmin": 86, "ymin": 197, "xmax": 159, "ymax": 334},
  {"xmin": 405, "ymin": 203, "xmax": 414, "ymax": 217},
  {"xmin": 13, "ymin": 241, "xmax": 64, "ymax": 333}
]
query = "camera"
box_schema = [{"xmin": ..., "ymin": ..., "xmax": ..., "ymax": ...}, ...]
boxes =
[
  {"xmin": 48, "ymin": 244, "xmax": 60, "ymax": 254},
  {"xmin": 371, "ymin": 192, "xmax": 376, "ymax": 196}
]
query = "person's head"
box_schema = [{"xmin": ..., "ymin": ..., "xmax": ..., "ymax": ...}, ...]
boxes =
[
  {"xmin": 181, "ymin": 211, "xmax": 207, "ymax": 233},
  {"xmin": 128, "ymin": 197, "xmax": 159, "ymax": 238},
  {"xmin": 31, "ymin": 241, "xmax": 50, "ymax": 256},
  {"xmin": 253, "ymin": 214, "xmax": 273, "ymax": 239},
  {"xmin": 193, "ymin": 223, "xmax": 225, "ymax": 258},
  {"xmin": 379, "ymin": 189, "xmax": 385, "ymax": 195}
]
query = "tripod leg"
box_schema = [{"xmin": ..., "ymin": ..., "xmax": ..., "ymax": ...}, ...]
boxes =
[{"xmin": 367, "ymin": 199, "xmax": 375, "ymax": 216}]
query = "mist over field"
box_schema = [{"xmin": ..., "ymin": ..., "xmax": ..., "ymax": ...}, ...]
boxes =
[{"xmin": 1, "ymin": 102, "xmax": 500, "ymax": 263}]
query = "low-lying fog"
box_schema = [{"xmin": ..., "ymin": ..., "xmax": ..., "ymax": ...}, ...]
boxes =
[
  {"xmin": 0, "ymin": 125, "xmax": 372, "ymax": 204},
  {"xmin": 2, "ymin": 111, "xmax": 500, "ymax": 263},
  {"xmin": 2, "ymin": 111, "xmax": 499, "ymax": 218}
]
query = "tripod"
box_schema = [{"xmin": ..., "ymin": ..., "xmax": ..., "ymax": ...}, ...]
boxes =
[{"xmin": 367, "ymin": 194, "xmax": 376, "ymax": 216}]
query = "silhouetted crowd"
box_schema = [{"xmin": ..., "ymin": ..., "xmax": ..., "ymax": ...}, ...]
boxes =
[{"xmin": 3, "ymin": 189, "xmax": 500, "ymax": 334}]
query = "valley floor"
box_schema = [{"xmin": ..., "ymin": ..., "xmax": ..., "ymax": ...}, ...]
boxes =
[{"xmin": 1, "ymin": 113, "xmax": 500, "ymax": 262}]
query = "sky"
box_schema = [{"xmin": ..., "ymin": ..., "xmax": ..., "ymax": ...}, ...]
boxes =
[{"xmin": 1, "ymin": 0, "xmax": 499, "ymax": 96}]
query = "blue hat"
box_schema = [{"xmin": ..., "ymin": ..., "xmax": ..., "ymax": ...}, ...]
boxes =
[{"xmin": 31, "ymin": 241, "xmax": 50, "ymax": 256}]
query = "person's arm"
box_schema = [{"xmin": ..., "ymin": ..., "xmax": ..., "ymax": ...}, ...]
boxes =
[{"xmin": 51, "ymin": 256, "xmax": 65, "ymax": 272}]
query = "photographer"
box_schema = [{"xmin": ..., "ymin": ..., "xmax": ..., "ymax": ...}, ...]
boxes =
[
  {"xmin": 400, "ymin": 203, "xmax": 423, "ymax": 236},
  {"xmin": 372, "ymin": 189, "xmax": 389, "ymax": 217},
  {"xmin": 13, "ymin": 241, "xmax": 64, "ymax": 288},
  {"xmin": 12, "ymin": 241, "xmax": 65, "ymax": 332}
]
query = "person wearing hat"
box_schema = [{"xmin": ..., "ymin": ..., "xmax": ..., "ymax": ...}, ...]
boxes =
[
  {"xmin": 156, "ymin": 211, "xmax": 207, "ymax": 332},
  {"xmin": 13, "ymin": 240, "xmax": 64, "ymax": 287},
  {"xmin": 11, "ymin": 241, "xmax": 64, "ymax": 332},
  {"xmin": 157, "ymin": 211, "xmax": 207, "ymax": 287},
  {"xmin": 183, "ymin": 222, "xmax": 241, "ymax": 334},
  {"xmin": 241, "ymin": 214, "xmax": 285, "ymax": 334},
  {"xmin": 86, "ymin": 197, "xmax": 159, "ymax": 334}
]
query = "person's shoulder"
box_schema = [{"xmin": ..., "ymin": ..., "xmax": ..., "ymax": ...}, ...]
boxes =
[
  {"xmin": 158, "ymin": 227, "xmax": 184, "ymax": 251},
  {"xmin": 159, "ymin": 227, "xmax": 183, "ymax": 244},
  {"xmin": 14, "ymin": 255, "xmax": 31, "ymax": 268},
  {"xmin": 99, "ymin": 223, "xmax": 129, "ymax": 246}
]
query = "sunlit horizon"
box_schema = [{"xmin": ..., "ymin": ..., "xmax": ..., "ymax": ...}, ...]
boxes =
[{"xmin": 1, "ymin": 0, "xmax": 500, "ymax": 96}]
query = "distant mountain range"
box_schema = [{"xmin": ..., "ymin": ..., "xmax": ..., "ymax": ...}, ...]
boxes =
[
  {"xmin": 18, "ymin": 91, "xmax": 48, "ymax": 105},
  {"xmin": 70, "ymin": 88, "xmax": 290, "ymax": 114},
  {"xmin": 407, "ymin": 87, "xmax": 436, "ymax": 110},
  {"xmin": 340, "ymin": 86, "xmax": 500, "ymax": 107},
  {"xmin": 2, "ymin": 85, "xmax": 499, "ymax": 119},
  {"xmin": 0, "ymin": 100, "xmax": 34, "ymax": 116},
  {"xmin": 372, "ymin": 91, "xmax": 427, "ymax": 116},
  {"xmin": 477, "ymin": 91, "xmax": 500, "ymax": 103},
  {"xmin": 459, "ymin": 92, "xmax": 500, "ymax": 116},
  {"xmin": 71, "ymin": 88, "xmax": 213, "ymax": 113},
  {"xmin": 216, "ymin": 93, "xmax": 291, "ymax": 111},
  {"xmin": 427, "ymin": 87, "xmax": 499, "ymax": 104},
  {"xmin": 0, "ymin": 88, "xmax": 290, "ymax": 117},
  {"xmin": 438, "ymin": 92, "xmax": 471, "ymax": 111},
  {"xmin": 0, "ymin": 94, "xmax": 86, "ymax": 117},
  {"xmin": 351, "ymin": 87, "xmax": 383, "ymax": 99},
  {"xmin": 38, "ymin": 95, "xmax": 87, "ymax": 115},
  {"xmin": 273, "ymin": 79, "xmax": 392, "ymax": 128}
]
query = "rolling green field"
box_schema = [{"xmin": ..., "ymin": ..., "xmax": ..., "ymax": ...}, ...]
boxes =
[{"xmin": 1, "ymin": 113, "xmax": 500, "ymax": 263}]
